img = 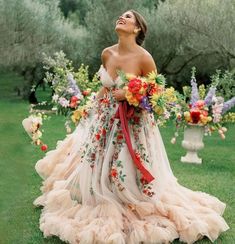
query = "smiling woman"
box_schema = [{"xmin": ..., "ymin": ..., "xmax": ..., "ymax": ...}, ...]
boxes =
[{"xmin": 33, "ymin": 9, "xmax": 229, "ymax": 244}]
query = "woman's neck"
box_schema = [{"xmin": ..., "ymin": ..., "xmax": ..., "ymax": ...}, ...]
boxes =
[{"xmin": 117, "ymin": 34, "xmax": 138, "ymax": 54}]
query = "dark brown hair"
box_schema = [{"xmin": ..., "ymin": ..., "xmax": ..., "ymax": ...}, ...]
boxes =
[{"xmin": 129, "ymin": 10, "xmax": 147, "ymax": 46}]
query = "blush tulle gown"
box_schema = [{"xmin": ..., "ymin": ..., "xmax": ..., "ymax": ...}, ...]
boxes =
[{"xmin": 34, "ymin": 65, "xmax": 229, "ymax": 244}]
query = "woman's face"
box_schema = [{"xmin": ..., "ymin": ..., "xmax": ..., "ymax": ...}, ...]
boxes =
[{"xmin": 115, "ymin": 11, "xmax": 138, "ymax": 34}]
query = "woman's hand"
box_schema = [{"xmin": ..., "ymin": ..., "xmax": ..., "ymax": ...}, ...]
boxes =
[
  {"xmin": 112, "ymin": 89, "xmax": 126, "ymax": 101},
  {"xmin": 96, "ymin": 87, "xmax": 108, "ymax": 100}
]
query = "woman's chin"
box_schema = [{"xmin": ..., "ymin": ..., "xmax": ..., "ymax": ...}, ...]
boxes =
[{"xmin": 115, "ymin": 26, "xmax": 131, "ymax": 34}]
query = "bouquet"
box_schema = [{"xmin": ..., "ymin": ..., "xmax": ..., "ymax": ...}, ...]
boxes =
[
  {"xmin": 120, "ymin": 71, "xmax": 171, "ymax": 125},
  {"xmin": 22, "ymin": 112, "xmax": 49, "ymax": 151}
]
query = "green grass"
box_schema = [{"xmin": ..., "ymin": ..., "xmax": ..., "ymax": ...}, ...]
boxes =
[{"xmin": 0, "ymin": 72, "xmax": 234, "ymax": 243}]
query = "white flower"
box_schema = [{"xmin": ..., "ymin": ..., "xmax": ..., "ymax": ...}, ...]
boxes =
[
  {"xmin": 31, "ymin": 116, "xmax": 42, "ymax": 125},
  {"xmin": 52, "ymin": 94, "xmax": 59, "ymax": 102},
  {"xmin": 67, "ymin": 88, "xmax": 74, "ymax": 94},
  {"xmin": 59, "ymin": 97, "xmax": 70, "ymax": 107},
  {"xmin": 171, "ymin": 137, "xmax": 176, "ymax": 144}
]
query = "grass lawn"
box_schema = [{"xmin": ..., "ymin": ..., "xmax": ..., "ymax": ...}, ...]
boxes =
[{"xmin": 0, "ymin": 72, "xmax": 234, "ymax": 243}]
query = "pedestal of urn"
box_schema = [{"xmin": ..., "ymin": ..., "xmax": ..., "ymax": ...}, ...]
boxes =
[{"xmin": 181, "ymin": 124, "xmax": 204, "ymax": 164}]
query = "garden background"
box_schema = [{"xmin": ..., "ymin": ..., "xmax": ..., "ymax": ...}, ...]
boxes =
[{"xmin": 0, "ymin": 0, "xmax": 234, "ymax": 243}]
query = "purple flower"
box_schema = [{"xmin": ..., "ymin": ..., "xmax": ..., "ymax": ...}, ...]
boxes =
[
  {"xmin": 67, "ymin": 73, "xmax": 81, "ymax": 96},
  {"xmin": 140, "ymin": 96, "xmax": 152, "ymax": 112},
  {"xmin": 190, "ymin": 77, "xmax": 199, "ymax": 107},
  {"xmin": 204, "ymin": 86, "xmax": 216, "ymax": 106},
  {"xmin": 222, "ymin": 97, "xmax": 235, "ymax": 114}
]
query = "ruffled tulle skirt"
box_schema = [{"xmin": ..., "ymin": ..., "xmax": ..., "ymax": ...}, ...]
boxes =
[{"xmin": 34, "ymin": 94, "xmax": 229, "ymax": 243}]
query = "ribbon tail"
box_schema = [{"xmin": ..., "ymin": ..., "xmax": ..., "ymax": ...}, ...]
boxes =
[{"xmin": 118, "ymin": 102, "xmax": 155, "ymax": 183}]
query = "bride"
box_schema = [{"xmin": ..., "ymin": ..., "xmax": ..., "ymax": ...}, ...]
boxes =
[{"xmin": 34, "ymin": 10, "xmax": 229, "ymax": 244}]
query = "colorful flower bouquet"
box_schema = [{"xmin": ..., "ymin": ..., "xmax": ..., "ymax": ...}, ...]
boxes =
[
  {"xmin": 118, "ymin": 71, "xmax": 172, "ymax": 125},
  {"xmin": 171, "ymin": 68, "xmax": 235, "ymax": 143}
]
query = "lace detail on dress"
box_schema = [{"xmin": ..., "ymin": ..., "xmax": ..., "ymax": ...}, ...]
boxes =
[{"xmin": 98, "ymin": 65, "xmax": 124, "ymax": 88}]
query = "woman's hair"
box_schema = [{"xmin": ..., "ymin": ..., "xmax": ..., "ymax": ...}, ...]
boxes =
[{"xmin": 129, "ymin": 9, "xmax": 147, "ymax": 46}]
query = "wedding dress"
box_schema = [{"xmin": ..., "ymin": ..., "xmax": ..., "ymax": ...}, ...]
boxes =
[{"xmin": 34, "ymin": 65, "xmax": 229, "ymax": 244}]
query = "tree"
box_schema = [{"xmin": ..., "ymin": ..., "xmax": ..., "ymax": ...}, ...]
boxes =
[
  {"xmin": 145, "ymin": 0, "xmax": 235, "ymax": 86},
  {"xmin": 0, "ymin": 0, "xmax": 87, "ymax": 98}
]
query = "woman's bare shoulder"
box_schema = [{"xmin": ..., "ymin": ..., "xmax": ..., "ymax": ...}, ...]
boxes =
[
  {"xmin": 137, "ymin": 47, "xmax": 157, "ymax": 75},
  {"xmin": 101, "ymin": 45, "xmax": 117, "ymax": 66}
]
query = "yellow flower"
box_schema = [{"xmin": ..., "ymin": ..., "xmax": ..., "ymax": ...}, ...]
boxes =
[
  {"xmin": 139, "ymin": 87, "xmax": 147, "ymax": 94},
  {"xmin": 184, "ymin": 111, "xmax": 192, "ymax": 123},
  {"xmin": 164, "ymin": 87, "xmax": 177, "ymax": 103},
  {"xmin": 154, "ymin": 106, "xmax": 164, "ymax": 115},
  {"xmin": 125, "ymin": 91, "xmax": 134, "ymax": 100},
  {"xmin": 125, "ymin": 91, "xmax": 139, "ymax": 106},
  {"xmin": 147, "ymin": 71, "xmax": 157, "ymax": 80},
  {"xmin": 146, "ymin": 79, "xmax": 155, "ymax": 85},
  {"xmin": 126, "ymin": 73, "xmax": 136, "ymax": 80},
  {"xmin": 200, "ymin": 115, "xmax": 208, "ymax": 125},
  {"xmin": 71, "ymin": 109, "xmax": 84, "ymax": 123},
  {"xmin": 151, "ymin": 93, "xmax": 160, "ymax": 101}
]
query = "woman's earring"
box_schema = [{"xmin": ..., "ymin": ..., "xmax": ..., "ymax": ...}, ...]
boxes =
[{"xmin": 134, "ymin": 28, "xmax": 140, "ymax": 34}]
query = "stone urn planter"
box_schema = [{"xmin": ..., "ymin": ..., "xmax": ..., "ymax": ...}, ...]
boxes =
[{"xmin": 181, "ymin": 124, "xmax": 204, "ymax": 164}]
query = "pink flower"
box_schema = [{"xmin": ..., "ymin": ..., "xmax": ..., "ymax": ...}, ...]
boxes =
[{"xmin": 195, "ymin": 100, "xmax": 205, "ymax": 109}]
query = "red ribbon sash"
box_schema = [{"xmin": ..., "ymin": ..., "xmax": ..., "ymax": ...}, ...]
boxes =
[{"xmin": 115, "ymin": 101, "xmax": 155, "ymax": 183}]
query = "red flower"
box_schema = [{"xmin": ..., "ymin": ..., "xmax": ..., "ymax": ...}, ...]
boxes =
[
  {"xmin": 190, "ymin": 109, "xmax": 201, "ymax": 123},
  {"xmin": 101, "ymin": 98, "xmax": 110, "ymax": 105},
  {"xmin": 102, "ymin": 128, "xmax": 106, "ymax": 136},
  {"xmin": 69, "ymin": 102, "xmax": 77, "ymax": 108},
  {"xmin": 117, "ymin": 134, "xmax": 124, "ymax": 140},
  {"xmin": 95, "ymin": 133, "xmax": 101, "ymax": 140},
  {"xmin": 70, "ymin": 96, "xmax": 78, "ymax": 103},
  {"xmin": 82, "ymin": 90, "xmax": 90, "ymax": 96},
  {"xmin": 140, "ymin": 176, "xmax": 148, "ymax": 185},
  {"xmin": 135, "ymin": 93, "xmax": 144, "ymax": 102},
  {"xmin": 70, "ymin": 96, "xmax": 79, "ymax": 108},
  {"xmin": 195, "ymin": 100, "xmax": 205, "ymax": 109},
  {"xmin": 40, "ymin": 144, "xmax": 48, "ymax": 151},
  {"xmin": 110, "ymin": 168, "xmax": 118, "ymax": 178},
  {"xmin": 201, "ymin": 110, "xmax": 208, "ymax": 116},
  {"xmin": 149, "ymin": 87, "xmax": 157, "ymax": 96},
  {"xmin": 128, "ymin": 78, "xmax": 142, "ymax": 93}
]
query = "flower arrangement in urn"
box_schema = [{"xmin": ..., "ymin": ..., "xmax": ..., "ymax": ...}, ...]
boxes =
[{"xmin": 171, "ymin": 68, "xmax": 235, "ymax": 144}]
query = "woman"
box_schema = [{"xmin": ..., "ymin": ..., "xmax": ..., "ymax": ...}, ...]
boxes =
[{"xmin": 34, "ymin": 10, "xmax": 229, "ymax": 244}]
